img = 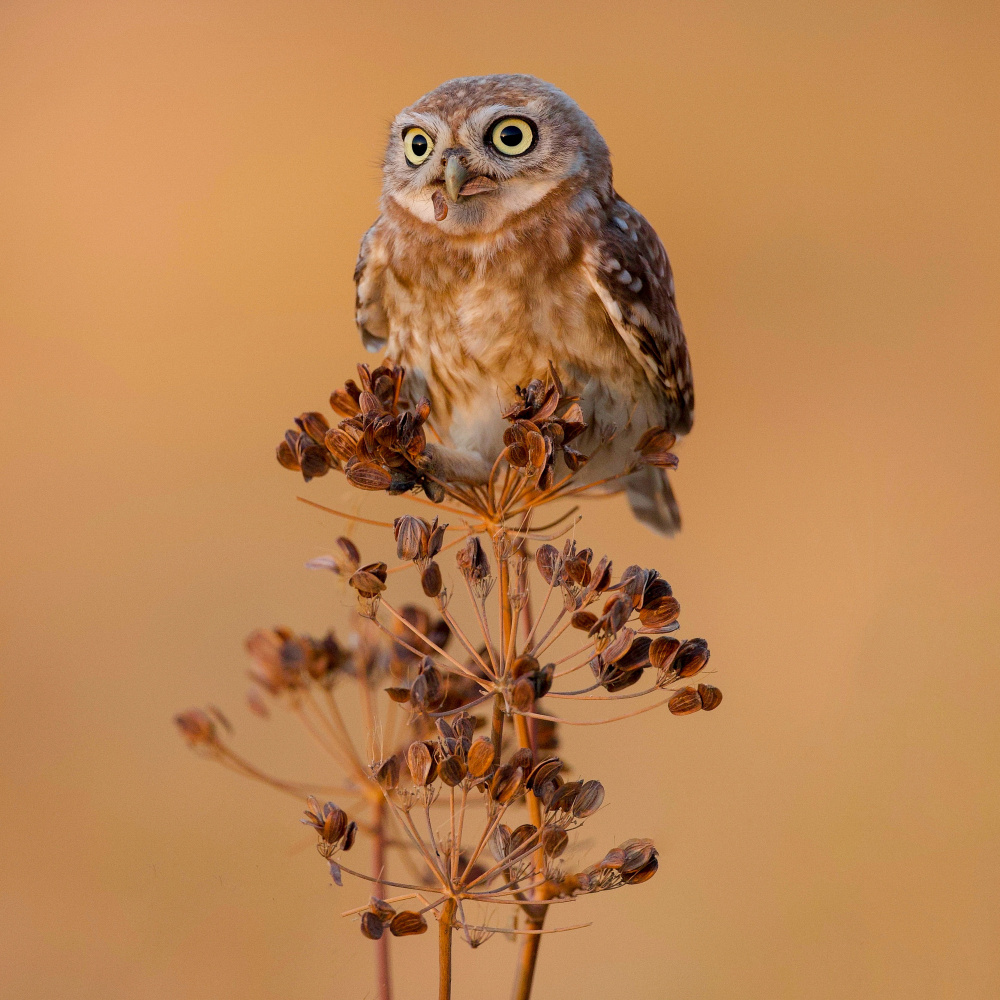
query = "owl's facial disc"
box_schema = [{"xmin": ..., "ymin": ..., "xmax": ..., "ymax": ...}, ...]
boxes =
[{"xmin": 385, "ymin": 78, "xmax": 609, "ymax": 235}]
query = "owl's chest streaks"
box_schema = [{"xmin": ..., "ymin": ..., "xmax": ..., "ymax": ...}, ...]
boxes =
[{"xmin": 381, "ymin": 236, "xmax": 640, "ymax": 424}]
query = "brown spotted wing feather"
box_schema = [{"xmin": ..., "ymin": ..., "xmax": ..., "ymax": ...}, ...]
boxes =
[{"xmin": 584, "ymin": 197, "xmax": 694, "ymax": 435}]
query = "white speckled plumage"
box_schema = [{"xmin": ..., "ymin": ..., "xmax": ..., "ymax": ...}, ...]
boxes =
[{"xmin": 354, "ymin": 74, "xmax": 695, "ymax": 533}]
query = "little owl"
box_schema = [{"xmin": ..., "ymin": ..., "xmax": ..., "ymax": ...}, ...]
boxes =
[{"xmin": 354, "ymin": 74, "xmax": 694, "ymax": 534}]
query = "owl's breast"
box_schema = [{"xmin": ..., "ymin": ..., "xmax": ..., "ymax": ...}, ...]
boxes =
[{"xmin": 378, "ymin": 233, "xmax": 652, "ymax": 456}]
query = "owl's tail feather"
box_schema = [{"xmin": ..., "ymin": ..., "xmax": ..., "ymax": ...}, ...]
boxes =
[{"xmin": 625, "ymin": 465, "xmax": 682, "ymax": 536}]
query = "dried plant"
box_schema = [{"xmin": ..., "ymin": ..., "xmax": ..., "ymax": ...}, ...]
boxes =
[{"xmin": 177, "ymin": 362, "xmax": 720, "ymax": 1000}]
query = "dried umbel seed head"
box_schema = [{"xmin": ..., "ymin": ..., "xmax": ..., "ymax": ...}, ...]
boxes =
[
  {"xmin": 389, "ymin": 911, "xmax": 428, "ymax": 937},
  {"xmin": 466, "ymin": 738, "xmax": 495, "ymax": 778},
  {"xmin": 698, "ymin": 683, "xmax": 723, "ymax": 711},
  {"xmin": 301, "ymin": 797, "xmax": 356, "ymax": 849},
  {"xmin": 675, "ymin": 637, "xmax": 710, "ymax": 678}
]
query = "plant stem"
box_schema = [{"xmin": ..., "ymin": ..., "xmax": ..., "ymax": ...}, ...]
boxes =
[
  {"xmin": 491, "ymin": 691, "xmax": 506, "ymax": 760},
  {"xmin": 512, "ymin": 713, "xmax": 547, "ymax": 1000},
  {"xmin": 372, "ymin": 799, "xmax": 392, "ymax": 1000},
  {"xmin": 510, "ymin": 918, "xmax": 544, "ymax": 1000},
  {"xmin": 439, "ymin": 898, "xmax": 456, "ymax": 1000}
]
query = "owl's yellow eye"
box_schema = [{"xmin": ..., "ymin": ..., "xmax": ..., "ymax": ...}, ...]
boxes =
[
  {"xmin": 489, "ymin": 117, "xmax": 535, "ymax": 156},
  {"xmin": 403, "ymin": 127, "xmax": 434, "ymax": 166}
]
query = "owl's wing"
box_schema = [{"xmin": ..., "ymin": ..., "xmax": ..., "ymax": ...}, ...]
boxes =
[
  {"xmin": 583, "ymin": 197, "xmax": 694, "ymax": 434},
  {"xmin": 354, "ymin": 219, "xmax": 391, "ymax": 353}
]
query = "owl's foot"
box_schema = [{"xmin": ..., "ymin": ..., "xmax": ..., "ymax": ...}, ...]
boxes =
[{"xmin": 416, "ymin": 443, "xmax": 493, "ymax": 486}]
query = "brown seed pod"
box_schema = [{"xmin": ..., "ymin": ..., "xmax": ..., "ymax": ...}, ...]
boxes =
[
  {"xmin": 296, "ymin": 411, "xmax": 330, "ymax": 444},
  {"xmin": 635, "ymin": 427, "xmax": 676, "ymax": 455},
  {"xmin": 526, "ymin": 757, "xmax": 563, "ymax": 792},
  {"xmin": 535, "ymin": 544, "xmax": 561, "ymax": 585},
  {"xmin": 324, "ymin": 427, "xmax": 357, "ymax": 462},
  {"xmin": 617, "ymin": 565, "xmax": 649, "ymax": 604},
  {"xmin": 649, "ymin": 636, "xmax": 681, "ymax": 672},
  {"xmin": 509, "ymin": 823, "xmax": 538, "ymax": 853},
  {"xmin": 389, "ymin": 911, "xmax": 428, "ymax": 937},
  {"xmin": 384, "ymin": 687, "xmax": 412, "ymax": 704},
  {"xmin": 406, "ymin": 741, "xmax": 434, "ymax": 786},
  {"xmin": 491, "ymin": 766, "xmax": 525, "ymax": 804},
  {"xmin": 697, "ymin": 683, "xmax": 723, "ymax": 711},
  {"xmin": 667, "ymin": 686, "xmax": 703, "ymax": 715},
  {"xmin": 618, "ymin": 838, "xmax": 657, "ymax": 873},
  {"xmin": 623, "ymin": 855, "xmax": 659, "ymax": 884},
  {"xmin": 571, "ymin": 610, "xmax": 599, "ymax": 631},
  {"xmin": 276, "ymin": 439, "xmax": 300, "ymax": 471},
  {"xmin": 426, "ymin": 519, "xmax": 446, "ymax": 558},
  {"xmin": 360, "ymin": 911, "xmax": 384, "ymax": 940},
  {"xmin": 347, "ymin": 563, "xmax": 385, "ymax": 597},
  {"xmin": 508, "ymin": 748, "xmax": 534, "ymax": 774},
  {"xmin": 342, "ymin": 821, "xmax": 358, "ymax": 851},
  {"xmin": 329, "ymin": 387, "xmax": 361, "ymax": 417},
  {"xmin": 511, "ymin": 654, "xmax": 539, "ymax": 680},
  {"xmin": 572, "ymin": 779, "xmax": 605, "ymax": 819},
  {"xmin": 641, "ymin": 450, "xmax": 679, "ymax": 469},
  {"xmin": 369, "ymin": 897, "xmax": 396, "ymax": 921},
  {"xmin": 346, "ymin": 461, "xmax": 393, "ymax": 491},
  {"xmin": 439, "ymin": 755, "xmax": 467, "ymax": 787},
  {"xmin": 410, "ymin": 662, "xmax": 444, "ymax": 712},
  {"xmin": 420, "ymin": 560, "xmax": 443, "ymax": 598},
  {"xmin": 547, "ymin": 780, "xmax": 582, "ymax": 813},
  {"xmin": 376, "ymin": 756, "xmax": 400, "ymax": 791},
  {"xmin": 456, "ymin": 536, "xmax": 491, "ymax": 581},
  {"xmin": 541, "ymin": 827, "xmax": 569, "ymax": 858},
  {"xmin": 393, "ymin": 515, "xmax": 427, "ymax": 561},
  {"xmin": 466, "ymin": 738, "xmax": 495, "ymax": 778},
  {"xmin": 298, "ymin": 443, "xmax": 332, "ymax": 481},
  {"xmin": 675, "ymin": 638, "xmax": 710, "ymax": 678},
  {"xmin": 512, "ymin": 677, "xmax": 536, "ymax": 712},
  {"xmin": 638, "ymin": 595, "xmax": 681, "ymax": 629},
  {"xmin": 490, "ymin": 824, "xmax": 513, "ymax": 863}
]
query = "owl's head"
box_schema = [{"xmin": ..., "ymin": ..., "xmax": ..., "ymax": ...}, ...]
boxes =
[{"xmin": 381, "ymin": 74, "xmax": 610, "ymax": 236}]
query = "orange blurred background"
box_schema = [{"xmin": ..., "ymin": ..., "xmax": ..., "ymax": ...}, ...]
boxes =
[{"xmin": 1, "ymin": 2, "xmax": 998, "ymax": 997}]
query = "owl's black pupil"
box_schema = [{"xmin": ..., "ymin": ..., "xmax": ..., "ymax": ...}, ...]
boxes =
[
  {"xmin": 410, "ymin": 133, "xmax": 428, "ymax": 157},
  {"xmin": 499, "ymin": 125, "xmax": 523, "ymax": 148}
]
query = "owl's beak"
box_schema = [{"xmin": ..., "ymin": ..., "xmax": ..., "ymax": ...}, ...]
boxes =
[{"xmin": 444, "ymin": 156, "xmax": 470, "ymax": 202}]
